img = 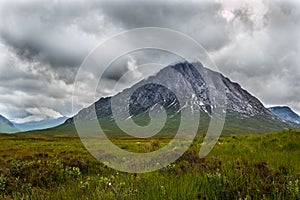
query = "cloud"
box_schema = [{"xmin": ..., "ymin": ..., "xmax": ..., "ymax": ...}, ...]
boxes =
[
  {"xmin": 0, "ymin": 0, "xmax": 233, "ymax": 69},
  {"xmin": 97, "ymin": 1, "xmax": 233, "ymax": 51},
  {"xmin": 211, "ymin": 0, "xmax": 300, "ymax": 113},
  {"xmin": 126, "ymin": 56, "xmax": 142, "ymax": 79},
  {"xmin": 0, "ymin": 0, "xmax": 123, "ymax": 69},
  {"xmin": 11, "ymin": 107, "xmax": 63, "ymax": 123},
  {"xmin": 0, "ymin": 0, "xmax": 299, "ymax": 121},
  {"xmin": 26, "ymin": 107, "xmax": 63, "ymax": 118}
]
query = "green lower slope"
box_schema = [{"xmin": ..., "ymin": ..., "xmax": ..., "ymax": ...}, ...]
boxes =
[{"xmin": 17, "ymin": 111, "xmax": 298, "ymax": 136}]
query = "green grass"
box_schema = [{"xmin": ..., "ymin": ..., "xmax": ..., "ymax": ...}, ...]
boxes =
[
  {"xmin": 0, "ymin": 130, "xmax": 300, "ymax": 199},
  {"xmin": 26, "ymin": 111, "xmax": 296, "ymax": 137}
]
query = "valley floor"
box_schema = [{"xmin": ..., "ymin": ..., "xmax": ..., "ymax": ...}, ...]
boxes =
[{"xmin": 0, "ymin": 130, "xmax": 300, "ymax": 199}]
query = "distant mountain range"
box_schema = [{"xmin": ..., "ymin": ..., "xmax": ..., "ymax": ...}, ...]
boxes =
[
  {"xmin": 13, "ymin": 117, "xmax": 68, "ymax": 132},
  {"xmin": 0, "ymin": 115, "xmax": 67, "ymax": 133},
  {"xmin": 65, "ymin": 62, "xmax": 297, "ymax": 135},
  {"xmin": 269, "ymin": 106, "xmax": 300, "ymax": 124},
  {"xmin": 0, "ymin": 115, "xmax": 19, "ymax": 133}
]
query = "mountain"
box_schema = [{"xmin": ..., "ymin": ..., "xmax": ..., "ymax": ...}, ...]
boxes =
[
  {"xmin": 14, "ymin": 117, "xmax": 68, "ymax": 132},
  {"xmin": 0, "ymin": 115, "xmax": 19, "ymax": 133},
  {"xmin": 269, "ymin": 106, "xmax": 300, "ymax": 124},
  {"xmin": 64, "ymin": 62, "xmax": 294, "ymax": 135}
]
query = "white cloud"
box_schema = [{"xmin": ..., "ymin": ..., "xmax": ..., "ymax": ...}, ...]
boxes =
[
  {"xmin": 127, "ymin": 56, "xmax": 143, "ymax": 79},
  {"xmin": 12, "ymin": 107, "xmax": 63, "ymax": 123}
]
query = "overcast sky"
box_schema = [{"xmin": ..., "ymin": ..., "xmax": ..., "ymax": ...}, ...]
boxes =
[{"xmin": 0, "ymin": 0, "xmax": 299, "ymax": 123}]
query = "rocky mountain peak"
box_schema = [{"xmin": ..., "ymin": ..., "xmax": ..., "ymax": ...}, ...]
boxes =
[{"xmin": 71, "ymin": 61, "xmax": 281, "ymax": 125}]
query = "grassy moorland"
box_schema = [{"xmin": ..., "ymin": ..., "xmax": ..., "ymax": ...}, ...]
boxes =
[{"xmin": 0, "ymin": 130, "xmax": 300, "ymax": 199}]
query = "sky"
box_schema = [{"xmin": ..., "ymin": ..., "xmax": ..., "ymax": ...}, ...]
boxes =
[{"xmin": 0, "ymin": 0, "xmax": 299, "ymax": 123}]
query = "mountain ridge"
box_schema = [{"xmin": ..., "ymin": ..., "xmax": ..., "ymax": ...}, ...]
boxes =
[
  {"xmin": 0, "ymin": 114, "xmax": 19, "ymax": 133},
  {"xmin": 64, "ymin": 62, "xmax": 293, "ymax": 135},
  {"xmin": 269, "ymin": 106, "xmax": 300, "ymax": 124},
  {"xmin": 13, "ymin": 116, "xmax": 68, "ymax": 132}
]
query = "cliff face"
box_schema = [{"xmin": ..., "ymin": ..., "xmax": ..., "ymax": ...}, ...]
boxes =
[{"xmin": 72, "ymin": 62, "xmax": 280, "ymax": 121}]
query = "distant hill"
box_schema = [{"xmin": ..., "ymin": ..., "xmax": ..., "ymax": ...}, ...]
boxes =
[
  {"xmin": 14, "ymin": 117, "xmax": 68, "ymax": 132},
  {"xmin": 269, "ymin": 106, "xmax": 300, "ymax": 124},
  {"xmin": 62, "ymin": 62, "xmax": 295, "ymax": 136},
  {"xmin": 0, "ymin": 115, "xmax": 19, "ymax": 133}
]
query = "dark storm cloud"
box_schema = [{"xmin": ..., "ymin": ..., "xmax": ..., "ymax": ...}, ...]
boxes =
[
  {"xmin": 98, "ymin": 1, "xmax": 233, "ymax": 51},
  {"xmin": 0, "ymin": 1, "xmax": 99, "ymax": 69},
  {"xmin": 0, "ymin": 0, "xmax": 233, "ymax": 70},
  {"xmin": 1, "ymin": 30, "xmax": 85, "ymax": 68}
]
